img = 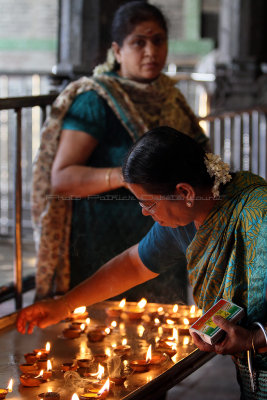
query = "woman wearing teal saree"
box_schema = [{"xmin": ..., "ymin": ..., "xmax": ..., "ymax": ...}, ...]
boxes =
[{"xmin": 18, "ymin": 127, "xmax": 266, "ymax": 399}]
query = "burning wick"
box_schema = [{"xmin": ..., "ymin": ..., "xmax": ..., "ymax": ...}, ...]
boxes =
[
  {"xmin": 173, "ymin": 304, "xmax": 178, "ymax": 313},
  {"xmin": 119, "ymin": 299, "xmax": 126, "ymax": 308},
  {"xmin": 0, "ymin": 379, "xmax": 13, "ymax": 400},
  {"xmin": 130, "ymin": 345, "xmax": 152, "ymax": 372},
  {"xmin": 138, "ymin": 298, "xmax": 147, "ymax": 309}
]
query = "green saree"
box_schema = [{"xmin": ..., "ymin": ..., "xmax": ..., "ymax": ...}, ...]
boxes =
[{"xmin": 187, "ymin": 171, "xmax": 267, "ymax": 399}]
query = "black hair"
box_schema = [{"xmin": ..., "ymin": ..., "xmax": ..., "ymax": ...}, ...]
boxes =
[
  {"xmin": 122, "ymin": 126, "xmax": 214, "ymax": 195},
  {"xmin": 111, "ymin": 1, "xmax": 168, "ymax": 46}
]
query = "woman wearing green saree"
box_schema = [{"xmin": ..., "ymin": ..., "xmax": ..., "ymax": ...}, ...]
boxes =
[{"xmin": 18, "ymin": 127, "xmax": 266, "ymax": 398}]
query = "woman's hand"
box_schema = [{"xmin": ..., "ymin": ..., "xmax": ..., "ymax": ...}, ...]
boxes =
[
  {"xmin": 16, "ymin": 298, "xmax": 69, "ymax": 334},
  {"xmin": 191, "ymin": 315, "xmax": 253, "ymax": 355}
]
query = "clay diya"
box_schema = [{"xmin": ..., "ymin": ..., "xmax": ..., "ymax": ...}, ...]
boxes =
[
  {"xmin": 81, "ymin": 378, "xmax": 110, "ymax": 399},
  {"xmin": 129, "ymin": 360, "xmax": 150, "ymax": 372},
  {"xmin": 70, "ymin": 321, "xmax": 87, "ymax": 331},
  {"xmin": 87, "ymin": 329, "xmax": 105, "ymax": 343},
  {"xmin": 37, "ymin": 359, "xmax": 49, "ymax": 369},
  {"xmin": 123, "ymin": 298, "xmax": 147, "ymax": 320},
  {"xmin": 19, "ymin": 363, "xmax": 39, "ymax": 374},
  {"xmin": 105, "ymin": 298, "xmax": 126, "ymax": 318},
  {"xmin": 77, "ymin": 359, "xmax": 92, "ymax": 368},
  {"xmin": 24, "ymin": 352, "xmax": 38, "ymax": 363},
  {"xmin": 142, "ymin": 351, "xmax": 167, "ymax": 366},
  {"xmin": 19, "ymin": 373, "xmax": 43, "ymax": 387},
  {"xmin": 38, "ymin": 392, "xmax": 60, "ymax": 400},
  {"xmin": 61, "ymin": 362, "xmax": 78, "ymax": 372},
  {"xmin": 0, "ymin": 390, "xmax": 8, "ymax": 400},
  {"xmin": 113, "ymin": 345, "xmax": 131, "ymax": 357},
  {"xmin": 0, "ymin": 380, "xmax": 12, "ymax": 399},
  {"xmin": 92, "ymin": 354, "xmax": 108, "ymax": 364},
  {"xmin": 62, "ymin": 327, "xmax": 82, "ymax": 339},
  {"xmin": 70, "ymin": 306, "xmax": 88, "ymax": 320},
  {"xmin": 162, "ymin": 319, "xmax": 176, "ymax": 335},
  {"xmin": 177, "ymin": 318, "xmax": 190, "ymax": 336},
  {"xmin": 109, "ymin": 376, "xmax": 126, "ymax": 386}
]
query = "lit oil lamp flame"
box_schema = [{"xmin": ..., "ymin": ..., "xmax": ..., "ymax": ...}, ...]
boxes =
[
  {"xmin": 111, "ymin": 321, "xmax": 117, "ymax": 328},
  {"xmin": 122, "ymin": 338, "xmax": 127, "ymax": 346},
  {"xmin": 45, "ymin": 342, "xmax": 51, "ymax": 352},
  {"xmin": 183, "ymin": 337, "xmax": 190, "ymax": 346},
  {"xmin": 173, "ymin": 304, "xmax": 178, "ymax": 313},
  {"xmin": 105, "ymin": 328, "xmax": 110, "ymax": 335},
  {"xmin": 190, "ymin": 305, "xmax": 196, "ymax": 314},
  {"xmin": 154, "ymin": 318, "xmax": 160, "ymax": 325},
  {"xmin": 155, "ymin": 336, "xmax": 160, "ymax": 343},
  {"xmin": 137, "ymin": 298, "xmax": 147, "ymax": 309},
  {"xmin": 71, "ymin": 394, "xmax": 79, "ymax": 400},
  {"xmin": 158, "ymin": 326, "xmax": 163, "ymax": 336},
  {"xmin": 183, "ymin": 318, "xmax": 189, "ymax": 326},
  {"xmin": 98, "ymin": 378, "xmax": 110, "ymax": 395},
  {"xmin": 97, "ymin": 364, "xmax": 105, "ymax": 380},
  {"xmin": 37, "ymin": 351, "xmax": 42, "ymax": 357},
  {"xmin": 137, "ymin": 324, "xmax": 145, "ymax": 337},
  {"xmin": 119, "ymin": 298, "xmax": 126, "ymax": 308},
  {"xmin": 90, "ymin": 363, "xmax": 105, "ymax": 380},
  {"xmin": 119, "ymin": 322, "xmax": 125, "ymax": 332},
  {"xmin": 105, "ymin": 348, "xmax": 111, "ymax": 357},
  {"xmin": 80, "ymin": 341, "xmax": 87, "ymax": 355},
  {"xmin": 166, "ymin": 319, "xmax": 175, "ymax": 325},
  {"xmin": 111, "ymin": 343, "xmax": 117, "ymax": 348},
  {"xmin": 168, "ymin": 328, "xmax": 178, "ymax": 342},
  {"xmin": 157, "ymin": 306, "xmax": 163, "ymax": 313},
  {"xmin": 35, "ymin": 370, "xmax": 44, "ymax": 378},
  {"xmin": 80, "ymin": 324, "xmax": 85, "ymax": 331},
  {"xmin": 146, "ymin": 345, "xmax": 152, "ymax": 363},
  {"xmin": 47, "ymin": 360, "xmax": 52, "ymax": 371},
  {"xmin": 7, "ymin": 379, "xmax": 13, "ymax": 392},
  {"xmin": 86, "ymin": 318, "xmax": 90, "ymax": 325},
  {"xmin": 166, "ymin": 341, "xmax": 177, "ymax": 350},
  {"xmin": 73, "ymin": 306, "xmax": 86, "ymax": 315}
]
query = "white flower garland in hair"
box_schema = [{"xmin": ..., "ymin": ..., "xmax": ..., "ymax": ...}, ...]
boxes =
[
  {"xmin": 93, "ymin": 47, "xmax": 117, "ymax": 76},
  {"xmin": 204, "ymin": 153, "xmax": 232, "ymax": 198}
]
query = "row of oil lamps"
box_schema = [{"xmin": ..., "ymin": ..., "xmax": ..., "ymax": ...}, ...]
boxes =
[{"xmin": 0, "ymin": 299, "xmax": 202, "ymax": 399}]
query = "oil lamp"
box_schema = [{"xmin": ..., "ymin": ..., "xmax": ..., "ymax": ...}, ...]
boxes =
[
  {"xmin": 105, "ymin": 298, "xmax": 126, "ymax": 318},
  {"xmin": 124, "ymin": 298, "xmax": 147, "ymax": 320},
  {"xmin": 130, "ymin": 344, "xmax": 151, "ymax": 372},
  {"xmin": 0, "ymin": 379, "xmax": 12, "ymax": 399},
  {"xmin": 114, "ymin": 338, "xmax": 131, "ymax": 357},
  {"xmin": 178, "ymin": 318, "xmax": 190, "ymax": 335}
]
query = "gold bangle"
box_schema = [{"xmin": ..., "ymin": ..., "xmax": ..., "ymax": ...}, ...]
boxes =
[{"xmin": 105, "ymin": 168, "xmax": 112, "ymax": 189}]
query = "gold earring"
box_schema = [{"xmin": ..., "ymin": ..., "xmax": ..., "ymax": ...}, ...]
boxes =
[{"xmin": 186, "ymin": 201, "xmax": 192, "ymax": 208}]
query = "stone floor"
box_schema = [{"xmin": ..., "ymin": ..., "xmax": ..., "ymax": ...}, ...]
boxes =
[{"xmin": 0, "ymin": 239, "xmax": 241, "ymax": 399}]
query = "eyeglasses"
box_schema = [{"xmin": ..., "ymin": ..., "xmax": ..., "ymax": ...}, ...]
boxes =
[{"xmin": 138, "ymin": 201, "xmax": 157, "ymax": 214}]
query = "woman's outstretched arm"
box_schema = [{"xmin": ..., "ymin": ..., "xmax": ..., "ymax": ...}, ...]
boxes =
[{"xmin": 16, "ymin": 244, "xmax": 158, "ymax": 334}]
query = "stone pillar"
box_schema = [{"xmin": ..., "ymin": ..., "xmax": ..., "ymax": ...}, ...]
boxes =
[{"xmin": 214, "ymin": 0, "xmax": 267, "ymax": 111}]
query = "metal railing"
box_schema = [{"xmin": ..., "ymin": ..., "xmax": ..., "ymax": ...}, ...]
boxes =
[
  {"xmin": 199, "ymin": 107, "xmax": 267, "ymax": 179},
  {"xmin": 0, "ymin": 93, "xmax": 57, "ymax": 309}
]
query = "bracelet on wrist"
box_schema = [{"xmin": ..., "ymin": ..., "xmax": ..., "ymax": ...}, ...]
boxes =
[
  {"xmin": 252, "ymin": 322, "xmax": 267, "ymax": 351},
  {"xmin": 105, "ymin": 168, "xmax": 112, "ymax": 190}
]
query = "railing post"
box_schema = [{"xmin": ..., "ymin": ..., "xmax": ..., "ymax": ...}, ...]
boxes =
[{"xmin": 14, "ymin": 108, "xmax": 23, "ymax": 310}]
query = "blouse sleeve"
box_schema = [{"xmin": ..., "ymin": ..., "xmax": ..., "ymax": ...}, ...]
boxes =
[
  {"xmin": 62, "ymin": 90, "xmax": 107, "ymax": 141},
  {"xmin": 138, "ymin": 222, "xmax": 196, "ymax": 274}
]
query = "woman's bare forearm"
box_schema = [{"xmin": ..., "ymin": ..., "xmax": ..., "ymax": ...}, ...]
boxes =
[
  {"xmin": 51, "ymin": 165, "xmax": 124, "ymax": 197},
  {"xmin": 62, "ymin": 244, "xmax": 158, "ymax": 310}
]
